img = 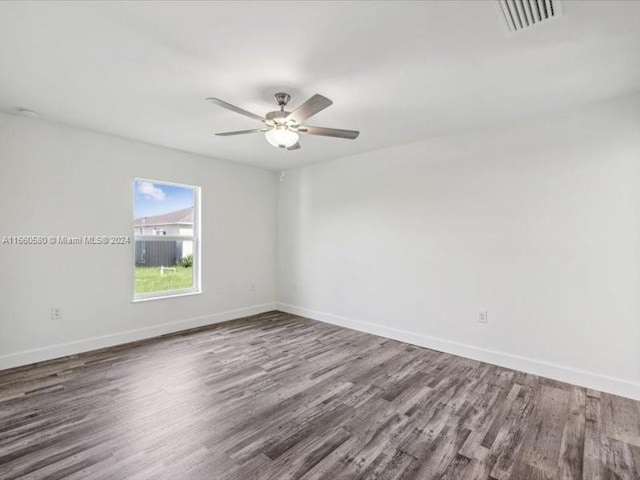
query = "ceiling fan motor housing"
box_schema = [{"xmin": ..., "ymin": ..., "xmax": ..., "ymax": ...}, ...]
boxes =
[{"xmin": 266, "ymin": 110, "xmax": 291, "ymax": 125}]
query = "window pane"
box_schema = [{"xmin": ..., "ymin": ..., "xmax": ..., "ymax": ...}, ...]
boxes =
[
  {"xmin": 133, "ymin": 180, "xmax": 195, "ymax": 237},
  {"xmin": 134, "ymin": 240, "xmax": 194, "ymax": 294},
  {"xmin": 133, "ymin": 178, "xmax": 199, "ymax": 300}
]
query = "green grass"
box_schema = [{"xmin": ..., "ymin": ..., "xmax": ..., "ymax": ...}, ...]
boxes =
[{"xmin": 134, "ymin": 266, "xmax": 193, "ymax": 294}]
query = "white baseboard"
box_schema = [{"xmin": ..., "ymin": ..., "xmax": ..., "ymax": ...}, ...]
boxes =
[
  {"xmin": 0, "ymin": 302, "xmax": 277, "ymax": 371},
  {"xmin": 277, "ymin": 302, "xmax": 640, "ymax": 401}
]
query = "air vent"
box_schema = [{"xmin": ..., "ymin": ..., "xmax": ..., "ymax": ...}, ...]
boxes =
[{"xmin": 496, "ymin": 0, "xmax": 562, "ymax": 33}]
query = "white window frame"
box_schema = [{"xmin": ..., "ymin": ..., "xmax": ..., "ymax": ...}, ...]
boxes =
[{"xmin": 132, "ymin": 178, "xmax": 201, "ymax": 302}]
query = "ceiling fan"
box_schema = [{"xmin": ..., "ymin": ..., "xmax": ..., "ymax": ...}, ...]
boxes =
[{"xmin": 206, "ymin": 93, "xmax": 360, "ymax": 151}]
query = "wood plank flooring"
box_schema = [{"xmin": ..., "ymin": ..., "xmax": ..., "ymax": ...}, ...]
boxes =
[{"xmin": 1, "ymin": 311, "xmax": 639, "ymax": 479}]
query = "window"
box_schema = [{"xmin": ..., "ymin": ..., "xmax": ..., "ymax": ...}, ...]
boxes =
[{"xmin": 133, "ymin": 179, "xmax": 200, "ymax": 301}]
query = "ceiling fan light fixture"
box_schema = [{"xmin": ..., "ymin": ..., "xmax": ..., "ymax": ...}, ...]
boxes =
[{"xmin": 265, "ymin": 126, "xmax": 299, "ymax": 148}]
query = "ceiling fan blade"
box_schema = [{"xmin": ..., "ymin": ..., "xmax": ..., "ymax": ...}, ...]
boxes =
[
  {"xmin": 286, "ymin": 94, "xmax": 333, "ymax": 124},
  {"xmin": 206, "ymin": 98, "xmax": 265, "ymax": 122},
  {"xmin": 215, "ymin": 129, "xmax": 266, "ymax": 136},
  {"xmin": 286, "ymin": 142, "xmax": 301, "ymax": 151},
  {"xmin": 299, "ymin": 125, "xmax": 360, "ymax": 139}
]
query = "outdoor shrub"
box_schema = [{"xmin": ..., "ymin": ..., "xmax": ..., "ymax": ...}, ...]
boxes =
[{"xmin": 181, "ymin": 254, "xmax": 193, "ymax": 268}]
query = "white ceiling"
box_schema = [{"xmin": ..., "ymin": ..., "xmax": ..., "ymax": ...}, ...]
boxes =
[{"xmin": 0, "ymin": 1, "xmax": 639, "ymax": 171}]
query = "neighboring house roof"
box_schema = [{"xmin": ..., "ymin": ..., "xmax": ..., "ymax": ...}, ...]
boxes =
[{"xmin": 134, "ymin": 207, "xmax": 193, "ymax": 227}]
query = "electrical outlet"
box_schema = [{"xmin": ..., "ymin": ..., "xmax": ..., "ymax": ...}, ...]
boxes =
[
  {"xmin": 51, "ymin": 307, "xmax": 62, "ymax": 320},
  {"xmin": 250, "ymin": 283, "xmax": 256, "ymax": 292},
  {"xmin": 479, "ymin": 311, "xmax": 488, "ymax": 324}
]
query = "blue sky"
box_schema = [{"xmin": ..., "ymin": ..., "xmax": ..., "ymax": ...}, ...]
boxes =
[{"xmin": 134, "ymin": 180, "xmax": 195, "ymax": 219}]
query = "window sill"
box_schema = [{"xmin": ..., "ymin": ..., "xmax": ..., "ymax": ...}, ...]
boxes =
[{"xmin": 132, "ymin": 289, "xmax": 202, "ymax": 303}]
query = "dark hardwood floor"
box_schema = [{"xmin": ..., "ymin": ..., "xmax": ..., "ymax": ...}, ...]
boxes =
[{"xmin": 0, "ymin": 311, "xmax": 639, "ymax": 480}]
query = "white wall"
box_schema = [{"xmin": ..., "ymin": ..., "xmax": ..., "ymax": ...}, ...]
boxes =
[
  {"xmin": 0, "ymin": 113, "xmax": 277, "ymax": 368},
  {"xmin": 278, "ymin": 92, "xmax": 640, "ymax": 399}
]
